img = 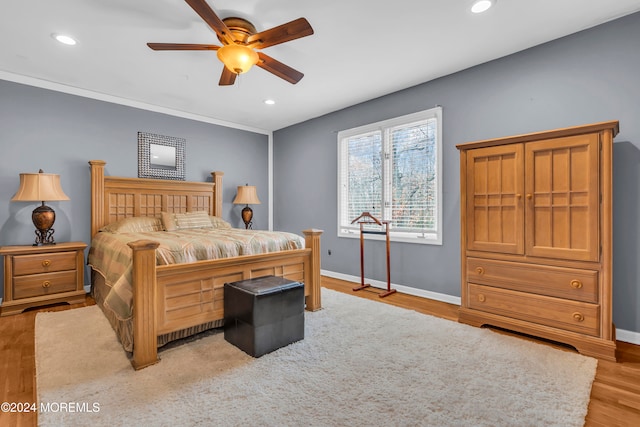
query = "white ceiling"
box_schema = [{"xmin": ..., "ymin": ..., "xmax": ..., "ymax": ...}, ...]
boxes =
[{"xmin": 2, "ymin": 0, "xmax": 640, "ymax": 133}]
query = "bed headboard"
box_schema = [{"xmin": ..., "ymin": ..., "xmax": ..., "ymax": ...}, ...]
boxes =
[{"xmin": 89, "ymin": 160, "xmax": 223, "ymax": 237}]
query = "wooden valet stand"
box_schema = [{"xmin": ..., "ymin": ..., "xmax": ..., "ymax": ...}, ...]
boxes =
[{"xmin": 351, "ymin": 212, "xmax": 396, "ymax": 298}]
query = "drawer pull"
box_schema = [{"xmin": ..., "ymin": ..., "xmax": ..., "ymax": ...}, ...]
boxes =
[
  {"xmin": 475, "ymin": 267, "xmax": 484, "ymax": 275},
  {"xmin": 572, "ymin": 312, "xmax": 585, "ymax": 322},
  {"xmin": 42, "ymin": 280, "xmax": 52, "ymax": 288},
  {"xmin": 526, "ymin": 194, "xmax": 533, "ymax": 200},
  {"xmin": 42, "ymin": 259, "xmax": 51, "ymax": 267},
  {"xmin": 570, "ymin": 279, "xmax": 583, "ymax": 289},
  {"xmin": 478, "ymin": 294, "xmax": 486, "ymax": 303}
]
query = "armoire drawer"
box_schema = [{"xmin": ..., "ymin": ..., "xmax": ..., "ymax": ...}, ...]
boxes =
[
  {"xmin": 467, "ymin": 258, "xmax": 598, "ymax": 303},
  {"xmin": 467, "ymin": 283, "xmax": 600, "ymax": 337}
]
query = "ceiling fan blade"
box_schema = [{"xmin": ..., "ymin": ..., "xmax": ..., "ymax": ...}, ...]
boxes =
[
  {"xmin": 147, "ymin": 43, "xmax": 220, "ymax": 51},
  {"xmin": 247, "ymin": 18, "xmax": 314, "ymax": 50},
  {"xmin": 184, "ymin": 0, "xmax": 235, "ymax": 45},
  {"xmin": 256, "ymin": 52, "xmax": 304, "ymax": 84},
  {"xmin": 219, "ymin": 67, "xmax": 237, "ymax": 86}
]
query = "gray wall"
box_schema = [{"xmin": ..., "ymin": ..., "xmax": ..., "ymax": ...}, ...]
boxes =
[
  {"xmin": 0, "ymin": 80, "xmax": 269, "ymax": 292},
  {"xmin": 273, "ymin": 12, "xmax": 640, "ymax": 333}
]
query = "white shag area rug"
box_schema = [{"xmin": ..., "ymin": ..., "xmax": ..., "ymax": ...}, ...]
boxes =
[{"xmin": 36, "ymin": 288, "xmax": 597, "ymax": 426}]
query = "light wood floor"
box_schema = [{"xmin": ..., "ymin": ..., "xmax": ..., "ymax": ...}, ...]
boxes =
[{"xmin": 1, "ymin": 276, "xmax": 639, "ymax": 426}]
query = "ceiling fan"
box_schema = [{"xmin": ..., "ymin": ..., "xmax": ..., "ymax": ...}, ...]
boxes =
[{"xmin": 147, "ymin": 0, "xmax": 314, "ymax": 86}]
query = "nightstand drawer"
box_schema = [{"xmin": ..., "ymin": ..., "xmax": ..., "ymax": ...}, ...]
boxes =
[
  {"xmin": 13, "ymin": 251, "xmax": 77, "ymax": 276},
  {"xmin": 13, "ymin": 271, "xmax": 78, "ymax": 299}
]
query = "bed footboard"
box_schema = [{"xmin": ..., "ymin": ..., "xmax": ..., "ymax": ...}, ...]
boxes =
[{"xmin": 127, "ymin": 230, "xmax": 323, "ymax": 370}]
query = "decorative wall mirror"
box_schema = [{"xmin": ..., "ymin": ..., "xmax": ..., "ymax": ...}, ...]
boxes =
[{"xmin": 138, "ymin": 132, "xmax": 185, "ymax": 180}]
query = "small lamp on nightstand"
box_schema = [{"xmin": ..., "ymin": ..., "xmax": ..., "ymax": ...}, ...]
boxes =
[
  {"xmin": 233, "ymin": 184, "xmax": 261, "ymax": 229},
  {"xmin": 11, "ymin": 169, "xmax": 70, "ymax": 246}
]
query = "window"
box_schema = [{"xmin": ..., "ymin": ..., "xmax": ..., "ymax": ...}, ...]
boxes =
[{"xmin": 337, "ymin": 107, "xmax": 442, "ymax": 244}]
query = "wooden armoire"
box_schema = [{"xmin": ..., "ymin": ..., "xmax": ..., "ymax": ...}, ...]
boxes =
[{"xmin": 456, "ymin": 121, "xmax": 618, "ymax": 361}]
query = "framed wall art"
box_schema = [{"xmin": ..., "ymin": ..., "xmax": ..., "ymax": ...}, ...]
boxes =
[{"xmin": 138, "ymin": 132, "xmax": 185, "ymax": 180}]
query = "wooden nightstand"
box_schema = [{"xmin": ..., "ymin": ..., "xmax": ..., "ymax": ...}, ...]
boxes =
[{"xmin": 0, "ymin": 242, "xmax": 87, "ymax": 316}]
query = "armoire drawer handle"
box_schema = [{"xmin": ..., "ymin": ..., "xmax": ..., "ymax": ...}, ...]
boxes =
[
  {"xmin": 570, "ymin": 279, "xmax": 583, "ymax": 289},
  {"xmin": 42, "ymin": 280, "xmax": 51, "ymax": 288},
  {"xmin": 42, "ymin": 259, "xmax": 51, "ymax": 267},
  {"xmin": 572, "ymin": 312, "xmax": 584, "ymax": 322},
  {"xmin": 475, "ymin": 267, "xmax": 484, "ymax": 275},
  {"xmin": 478, "ymin": 294, "xmax": 486, "ymax": 302}
]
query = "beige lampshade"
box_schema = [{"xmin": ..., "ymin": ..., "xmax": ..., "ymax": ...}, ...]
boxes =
[
  {"xmin": 11, "ymin": 171, "xmax": 70, "ymax": 202},
  {"xmin": 233, "ymin": 185, "xmax": 261, "ymax": 205}
]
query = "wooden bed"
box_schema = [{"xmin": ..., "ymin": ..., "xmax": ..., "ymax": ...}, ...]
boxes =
[{"xmin": 89, "ymin": 160, "xmax": 322, "ymax": 370}]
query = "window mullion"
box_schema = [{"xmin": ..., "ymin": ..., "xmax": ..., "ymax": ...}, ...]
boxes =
[{"xmin": 382, "ymin": 128, "xmax": 392, "ymax": 222}]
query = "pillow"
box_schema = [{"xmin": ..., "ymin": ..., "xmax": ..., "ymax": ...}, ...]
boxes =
[
  {"xmin": 161, "ymin": 211, "xmax": 213, "ymax": 231},
  {"xmin": 100, "ymin": 217, "xmax": 164, "ymax": 233},
  {"xmin": 161, "ymin": 212, "xmax": 178, "ymax": 231},
  {"xmin": 209, "ymin": 216, "xmax": 232, "ymax": 229}
]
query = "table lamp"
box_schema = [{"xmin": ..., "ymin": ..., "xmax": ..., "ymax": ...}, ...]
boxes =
[
  {"xmin": 11, "ymin": 169, "xmax": 70, "ymax": 246},
  {"xmin": 233, "ymin": 184, "xmax": 261, "ymax": 229}
]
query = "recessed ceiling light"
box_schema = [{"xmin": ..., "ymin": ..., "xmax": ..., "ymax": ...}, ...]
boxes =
[
  {"xmin": 52, "ymin": 33, "xmax": 77, "ymax": 46},
  {"xmin": 471, "ymin": 0, "xmax": 495, "ymax": 14},
  {"xmin": 264, "ymin": 99, "xmax": 275, "ymax": 105}
]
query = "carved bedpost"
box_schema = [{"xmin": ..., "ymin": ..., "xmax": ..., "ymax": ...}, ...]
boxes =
[
  {"xmin": 89, "ymin": 160, "xmax": 106, "ymax": 238},
  {"xmin": 128, "ymin": 240, "xmax": 160, "ymax": 370},
  {"xmin": 303, "ymin": 229, "xmax": 323, "ymax": 311},
  {"xmin": 211, "ymin": 171, "xmax": 224, "ymax": 217}
]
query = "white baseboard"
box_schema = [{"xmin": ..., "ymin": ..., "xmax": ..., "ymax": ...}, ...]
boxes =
[
  {"xmin": 320, "ymin": 269, "xmax": 640, "ymax": 346},
  {"xmin": 616, "ymin": 329, "xmax": 640, "ymax": 345},
  {"xmin": 321, "ymin": 270, "xmax": 461, "ymax": 306}
]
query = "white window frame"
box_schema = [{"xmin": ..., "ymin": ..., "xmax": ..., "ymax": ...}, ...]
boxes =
[{"xmin": 337, "ymin": 107, "xmax": 443, "ymax": 245}]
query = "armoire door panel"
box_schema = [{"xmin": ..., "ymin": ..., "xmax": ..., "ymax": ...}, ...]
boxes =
[
  {"xmin": 525, "ymin": 134, "xmax": 599, "ymax": 261},
  {"xmin": 466, "ymin": 144, "xmax": 524, "ymax": 254}
]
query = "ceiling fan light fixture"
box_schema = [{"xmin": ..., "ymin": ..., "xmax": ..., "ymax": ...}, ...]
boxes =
[
  {"xmin": 216, "ymin": 44, "xmax": 259, "ymax": 74},
  {"xmin": 471, "ymin": 0, "xmax": 495, "ymax": 14}
]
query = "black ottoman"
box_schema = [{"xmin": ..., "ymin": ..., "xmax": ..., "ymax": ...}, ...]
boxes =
[{"xmin": 224, "ymin": 276, "xmax": 304, "ymax": 357}]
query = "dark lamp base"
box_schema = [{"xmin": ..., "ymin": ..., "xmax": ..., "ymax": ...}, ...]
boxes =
[
  {"xmin": 241, "ymin": 205, "xmax": 254, "ymax": 229},
  {"xmin": 32, "ymin": 203, "xmax": 57, "ymax": 246}
]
